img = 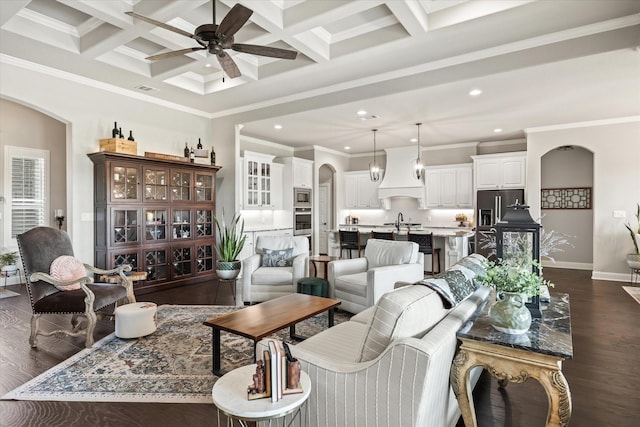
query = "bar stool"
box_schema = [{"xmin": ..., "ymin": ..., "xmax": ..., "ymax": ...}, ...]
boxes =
[
  {"xmin": 407, "ymin": 231, "xmax": 441, "ymax": 276},
  {"xmin": 371, "ymin": 230, "xmax": 395, "ymax": 240},
  {"xmin": 339, "ymin": 230, "xmax": 364, "ymax": 258}
]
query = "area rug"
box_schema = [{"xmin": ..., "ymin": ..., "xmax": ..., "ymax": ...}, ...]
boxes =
[
  {"xmin": 622, "ymin": 286, "xmax": 640, "ymax": 305},
  {"xmin": 0, "ymin": 289, "xmax": 20, "ymax": 299},
  {"xmin": 2, "ymin": 304, "xmax": 349, "ymax": 403}
]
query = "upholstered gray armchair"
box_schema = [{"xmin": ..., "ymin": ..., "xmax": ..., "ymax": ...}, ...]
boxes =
[
  {"xmin": 17, "ymin": 227, "xmax": 136, "ymax": 348},
  {"xmin": 242, "ymin": 235, "xmax": 309, "ymax": 304}
]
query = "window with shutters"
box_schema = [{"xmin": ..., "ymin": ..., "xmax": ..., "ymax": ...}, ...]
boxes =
[{"xmin": 2, "ymin": 146, "xmax": 50, "ymax": 249}]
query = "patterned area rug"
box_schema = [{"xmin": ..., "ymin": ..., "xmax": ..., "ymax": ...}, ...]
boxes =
[
  {"xmin": 2, "ymin": 304, "xmax": 349, "ymax": 403},
  {"xmin": 0, "ymin": 289, "xmax": 20, "ymax": 299},
  {"xmin": 623, "ymin": 286, "xmax": 640, "ymax": 305}
]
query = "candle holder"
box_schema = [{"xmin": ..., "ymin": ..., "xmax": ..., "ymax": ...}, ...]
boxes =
[{"xmin": 55, "ymin": 215, "xmax": 65, "ymax": 230}]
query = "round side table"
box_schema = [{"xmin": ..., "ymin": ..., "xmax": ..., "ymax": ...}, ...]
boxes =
[{"xmin": 212, "ymin": 364, "xmax": 311, "ymax": 427}]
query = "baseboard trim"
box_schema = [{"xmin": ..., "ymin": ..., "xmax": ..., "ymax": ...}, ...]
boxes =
[
  {"xmin": 541, "ymin": 261, "xmax": 592, "ymax": 270},
  {"xmin": 591, "ymin": 271, "xmax": 636, "ymax": 282}
]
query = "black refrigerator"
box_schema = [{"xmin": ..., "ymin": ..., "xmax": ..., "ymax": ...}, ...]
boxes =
[{"xmin": 474, "ymin": 189, "xmax": 525, "ymax": 259}]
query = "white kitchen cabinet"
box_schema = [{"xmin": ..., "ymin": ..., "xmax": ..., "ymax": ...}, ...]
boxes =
[
  {"xmin": 344, "ymin": 171, "xmax": 388, "ymax": 209},
  {"xmin": 271, "ymin": 163, "xmax": 283, "ymax": 210},
  {"xmin": 473, "ymin": 152, "xmax": 526, "ymax": 190},
  {"xmin": 283, "ymin": 157, "xmax": 313, "ymax": 188},
  {"xmin": 242, "ymin": 151, "xmax": 276, "ymax": 209},
  {"xmin": 424, "ymin": 164, "xmax": 472, "ymax": 208}
]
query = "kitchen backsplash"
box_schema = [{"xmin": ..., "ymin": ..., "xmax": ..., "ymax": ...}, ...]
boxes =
[{"xmin": 340, "ymin": 199, "xmax": 474, "ymax": 227}]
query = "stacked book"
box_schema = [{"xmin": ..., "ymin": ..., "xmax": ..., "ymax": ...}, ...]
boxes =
[{"xmin": 247, "ymin": 339, "xmax": 303, "ymax": 401}]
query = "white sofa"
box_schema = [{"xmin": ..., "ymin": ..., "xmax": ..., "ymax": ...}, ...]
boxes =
[
  {"xmin": 257, "ymin": 253, "xmax": 490, "ymax": 427},
  {"xmin": 328, "ymin": 238, "xmax": 425, "ymax": 314},
  {"xmin": 242, "ymin": 235, "xmax": 309, "ymax": 304}
]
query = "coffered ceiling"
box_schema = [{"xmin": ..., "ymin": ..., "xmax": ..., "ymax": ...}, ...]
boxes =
[{"xmin": 1, "ymin": 0, "xmax": 639, "ymax": 154}]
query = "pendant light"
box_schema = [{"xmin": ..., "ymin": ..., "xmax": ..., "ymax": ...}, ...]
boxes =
[
  {"xmin": 413, "ymin": 123, "xmax": 424, "ymax": 180},
  {"xmin": 369, "ymin": 128, "xmax": 381, "ymax": 182}
]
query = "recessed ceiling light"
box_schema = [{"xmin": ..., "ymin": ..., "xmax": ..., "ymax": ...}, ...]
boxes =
[
  {"xmin": 357, "ymin": 110, "xmax": 367, "ymax": 116},
  {"xmin": 204, "ymin": 63, "xmax": 212, "ymax": 68},
  {"xmin": 274, "ymin": 124, "xmax": 282, "ymax": 130},
  {"xmin": 344, "ymin": 146, "xmax": 351, "ymax": 150},
  {"xmin": 469, "ymin": 88, "xmax": 483, "ymax": 96},
  {"xmin": 494, "ymin": 128, "xmax": 503, "ymax": 133},
  {"xmin": 410, "ymin": 138, "xmax": 417, "ymax": 143}
]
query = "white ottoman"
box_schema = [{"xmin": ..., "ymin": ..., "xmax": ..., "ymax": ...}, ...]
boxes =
[{"xmin": 115, "ymin": 302, "xmax": 157, "ymax": 339}]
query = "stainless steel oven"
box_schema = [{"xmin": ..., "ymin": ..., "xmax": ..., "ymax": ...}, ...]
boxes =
[
  {"xmin": 294, "ymin": 207, "xmax": 312, "ymax": 235},
  {"xmin": 294, "ymin": 187, "xmax": 312, "ymax": 208}
]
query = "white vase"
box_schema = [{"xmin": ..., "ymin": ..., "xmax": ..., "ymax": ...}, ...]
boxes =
[
  {"xmin": 1, "ymin": 265, "xmax": 18, "ymax": 276},
  {"xmin": 627, "ymin": 254, "xmax": 640, "ymax": 269}
]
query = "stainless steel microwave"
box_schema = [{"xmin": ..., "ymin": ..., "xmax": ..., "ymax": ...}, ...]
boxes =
[{"xmin": 294, "ymin": 187, "xmax": 311, "ymax": 207}]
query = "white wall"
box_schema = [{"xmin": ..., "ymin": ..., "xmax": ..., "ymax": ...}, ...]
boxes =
[
  {"xmin": 527, "ymin": 118, "xmax": 640, "ymax": 281},
  {"xmin": 0, "ymin": 62, "xmax": 212, "ymax": 264}
]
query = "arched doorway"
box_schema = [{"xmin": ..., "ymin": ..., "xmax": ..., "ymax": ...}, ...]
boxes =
[
  {"xmin": 540, "ymin": 145, "xmax": 594, "ymax": 270},
  {"xmin": 318, "ymin": 164, "xmax": 336, "ymax": 255}
]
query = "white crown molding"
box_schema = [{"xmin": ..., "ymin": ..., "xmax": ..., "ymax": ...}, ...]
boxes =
[
  {"xmin": 477, "ymin": 139, "xmax": 526, "ymax": 147},
  {"xmin": 240, "ymin": 135, "xmax": 295, "ymax": 153},
  {"xmin": 309, "ymin": 144, "xmax": 350, "ymax": 157},
  {"xmin": 424, "ymin": 141, "xmax": 479, "ymax": 151},
  {"xmin": 0, "ymin": 54, "xmax": 211, "ymax": 118},
  {"xmin": 525, "ymin": 116, "xmax": 640, "ymax": 134}
]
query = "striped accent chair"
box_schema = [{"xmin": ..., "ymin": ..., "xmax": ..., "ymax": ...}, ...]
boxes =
[{"xmin": 257, "ymin": 253, "xmax": 490, "ymax": 427}]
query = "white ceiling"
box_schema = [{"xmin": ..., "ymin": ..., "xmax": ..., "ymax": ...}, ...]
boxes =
[{"xmin": 1, "ymin": 0, "xmax": 639, "ymax": 154}]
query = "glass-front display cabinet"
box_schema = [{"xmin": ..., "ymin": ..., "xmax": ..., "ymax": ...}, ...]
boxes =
[{"xmin": 89, "ymin": 152, "xmax": 220, "ymax": 295}]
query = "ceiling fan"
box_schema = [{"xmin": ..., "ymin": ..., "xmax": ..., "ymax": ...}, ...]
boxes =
[{"xmin": 125, "ymin": 1, "xmax": 297, "ymax": 79}]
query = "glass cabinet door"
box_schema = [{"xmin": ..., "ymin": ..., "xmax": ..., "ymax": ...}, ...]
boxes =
[
  {"xmin": 195, "ymin": 172, "xmax": 214, "ymax": 202},
  {"xmin": 144, "ymin": 208, "xmax": 167, "ymax": 242},
  {"xmin": 172, "ymin": 246, "xmax": 192, "ymax": 278},
  {"xmin": 195, "ymin": 209, "xmax": 214, "ymax": 238},
  {"xmin": 112, "ymin": 208, "xmax": 139, "ymax": 245},
  {"xmin": 145, "ymin": 249, "xmax": 168, "ymax": 282},
  {"xmin": 111, "ymin": 164, "xmax": 139, "ymax": 201},
  {"xmin": 196, "ymin": 244, "xmax": 214, "ymax": 273},
  {"xmin": 112, "ymin": 250, "xmax": 139, "ymax": 271},
  {"xmin": 144, "ymin": 167, "xmax": 168, "ymax": 201},
  {"xmin": 246, "ymin": 160, "xmax": 259, "ymax": 207},
  {"xmin": 171, "ymin": 171, "xmax": 191, "ymax": 201},
  {"xmin": 261, "ymin": 162, "xmax": 271, "ymax": 207},
  {"xmin": 172, "ymin": 209, "xmax": 191, "ymax": 240}
]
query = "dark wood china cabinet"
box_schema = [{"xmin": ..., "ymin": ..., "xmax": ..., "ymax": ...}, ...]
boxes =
[{"xmin": 88, "ymin": 152, "xmax": 220, "ymax": 294}]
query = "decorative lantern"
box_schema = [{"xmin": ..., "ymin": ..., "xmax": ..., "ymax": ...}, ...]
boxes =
[{"xmin": 494, "ymin": 203, "xmax": 542, "ymax": 318}]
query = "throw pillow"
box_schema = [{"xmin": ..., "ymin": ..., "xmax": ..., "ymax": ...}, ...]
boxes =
[
  {"xmin": 261, "ymin": 247, "xmax": 294, "ymax": 267},
  {"xmin": 416, "ymin": 279, "xmax": 457, "ymax": 309},
  {"xmin": 49, "ymin": 255, "xmax": 86, "ymax": 291}
]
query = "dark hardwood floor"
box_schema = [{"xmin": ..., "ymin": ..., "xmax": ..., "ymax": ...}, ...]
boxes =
[{"xmin": 1, "ymin": 269, "xmax": 639, "ymax": 426}]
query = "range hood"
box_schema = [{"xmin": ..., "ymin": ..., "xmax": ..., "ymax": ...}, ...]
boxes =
[{"xmin": 377, "ymin": 146, "xmax": 425, "ymax": 202}]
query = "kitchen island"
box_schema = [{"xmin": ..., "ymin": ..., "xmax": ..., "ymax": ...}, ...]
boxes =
[{"xmin": 328, "ymin": 225, "xmax": 475, "ymax": 271}]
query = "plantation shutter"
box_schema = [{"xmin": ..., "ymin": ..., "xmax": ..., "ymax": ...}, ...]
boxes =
[{"xmin": 11, "ymin": 156, "xmax": 46, "ymax": 238}]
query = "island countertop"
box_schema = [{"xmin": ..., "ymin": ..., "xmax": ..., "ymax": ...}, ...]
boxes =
[{"xmin": 334, "ymin": 225, "xmax": 475, "ymax": 238}]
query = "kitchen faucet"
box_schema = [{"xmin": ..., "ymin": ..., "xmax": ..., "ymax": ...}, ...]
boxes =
[{"xmin": 395, "ymin": 212, "xmax": 404, "ymax": 231}]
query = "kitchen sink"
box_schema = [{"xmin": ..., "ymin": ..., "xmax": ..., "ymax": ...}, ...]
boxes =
[{"xmin": 382, "ymin": 222, "xmax": 422, "ymax": 228}]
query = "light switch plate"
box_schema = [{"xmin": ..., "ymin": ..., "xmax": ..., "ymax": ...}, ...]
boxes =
[{"xmin": 613, "ymin": 210, "xmax": 626, "ymax": 218}]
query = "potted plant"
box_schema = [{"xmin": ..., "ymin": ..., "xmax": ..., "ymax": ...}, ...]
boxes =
[
  {"xmin": 477, "ymin": 258, "xmax": 554, "ymax": 334},
  {"xmin": 214, "ymin": 211, "xmax": 247, "ymax": 280},
  {"xmin": 624, "ymin": 203, "xmax": 640, "ymax": 269},
  {"xmin": 0, "ymin": 250, "xmax": 19, "ymax": 277}
]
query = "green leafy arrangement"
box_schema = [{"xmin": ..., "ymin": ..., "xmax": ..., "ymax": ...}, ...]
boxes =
[
  {"xmin": 0, "ymin": 250, "xmax": 19, "ymax": 267},
  {"xmin": 478, "ymin": 258, "xmax": 554, "ymax": 297},
  {"xmin": 624, "ymin": 203, "xmax": 640, "ymax": 255},
  {"xmin": 214, "ymin": 211, "xmax": 247, "ymax": 262}
]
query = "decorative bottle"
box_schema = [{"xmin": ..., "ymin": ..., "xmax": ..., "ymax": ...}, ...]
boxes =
[
  {"xmin": 197, "ymin": 138, "xmax": 203, "ymax": 150},
  {"xmin": 128, "ymin": 131, "xmax": 135, "ymax": 141},
  {"xmin": 118, "ymin": 128, "xmax": 123, "ymax": 139},
  {"xmin": 210, "ymin": 146, "xmax": 216, "ymax": 165},
  {"xmin": 184, "ymin": 143, "xmax": 190, "ymax": 158},
  {"xmin": 112, "ymin": 122, "xmax": 119, "ymax": 138},
  {"xmin": 190, "ymin": 147, "xmax": 195, "ymax": 163}
]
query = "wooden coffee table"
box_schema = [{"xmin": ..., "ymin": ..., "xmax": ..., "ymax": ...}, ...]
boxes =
[{"xmin": 203, "ymin": 293, "xmax": 341, "ymax": 376}]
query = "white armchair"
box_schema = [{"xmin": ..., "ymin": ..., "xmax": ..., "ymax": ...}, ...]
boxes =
[
  {"xmin": 242, "ymin": 235, "xmax": 309, "ymax": 304},
  {"xmin": 328, "ymin": 238, "xmax": 424, "ymax": 313}
]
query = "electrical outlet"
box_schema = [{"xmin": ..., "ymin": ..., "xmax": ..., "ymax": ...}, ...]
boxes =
[{"xmin": 613, "ymin": 210, "xmax": 626, "ymax": 218}]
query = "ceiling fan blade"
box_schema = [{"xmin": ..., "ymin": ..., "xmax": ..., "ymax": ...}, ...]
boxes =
[
  {"xmin": 216, "ymin": 52, "xmax": 241, "ymax": 79},
  {"xmin": 216, "ymin": 4, "xmax": 253, "ymax": 39},
  {"xmin": 231, "ymin": 44, "xmax": 298, "ymax": 60},
  {"xmin": 146, "ymin": 47, "xmax": 205, "ymax": 61},
  {"xmin": 126, "ymin": 11, "xmax": 194, "ymax": 39}
]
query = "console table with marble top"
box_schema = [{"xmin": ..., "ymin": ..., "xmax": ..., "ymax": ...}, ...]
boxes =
[{"xmin": 451, "ymin": 292, "xmax": 573, "ymax": 427}]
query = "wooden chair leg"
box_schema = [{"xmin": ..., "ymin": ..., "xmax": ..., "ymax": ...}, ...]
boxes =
[
  {"xmin": 84, "ymin": 310, "xmax": 97, "ymax": 348},
  {"xmin": 29, "ymin": 314, "xmax": 41, "ymax": 348}
]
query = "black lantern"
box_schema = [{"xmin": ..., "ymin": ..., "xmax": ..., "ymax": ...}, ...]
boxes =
[{"xmin": 494, "ymin": 203, "xmax": 543, "ymax": 318}]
